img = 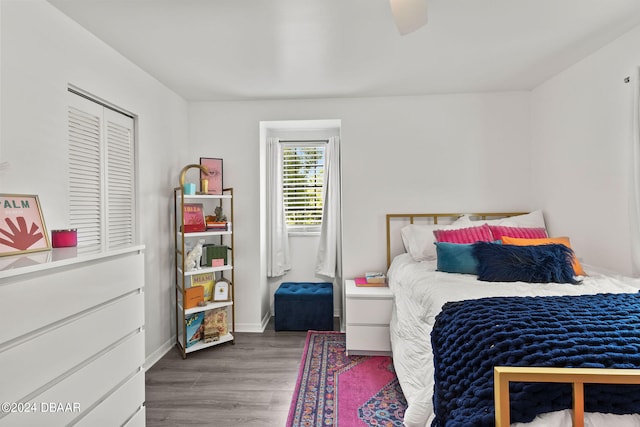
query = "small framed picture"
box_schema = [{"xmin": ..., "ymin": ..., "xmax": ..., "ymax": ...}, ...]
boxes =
[
  {"xmin": 0, "ymin": 194, "xmax": 51, "ymax": 257},
  {"xmin": 199, "ymin": 157, "xmax": 223, "ymax": 195},
  {"xmin": 213, "ymin": 279, "xmax": 230, "ymax": 302}
]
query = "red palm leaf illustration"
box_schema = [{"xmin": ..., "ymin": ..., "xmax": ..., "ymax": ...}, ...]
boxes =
[{"xmin": 0, "ymin": 217, "xmax": 44, "ymax": 250}]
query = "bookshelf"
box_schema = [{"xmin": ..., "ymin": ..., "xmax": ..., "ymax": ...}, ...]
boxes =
[{"xmin": 173, "ymin": 187, "xmax": 235, "ymax": 358}]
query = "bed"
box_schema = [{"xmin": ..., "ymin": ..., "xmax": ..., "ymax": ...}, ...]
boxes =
[{"xmin": 385, "ymin": 212, "xmax": 640, "ymax": 427}]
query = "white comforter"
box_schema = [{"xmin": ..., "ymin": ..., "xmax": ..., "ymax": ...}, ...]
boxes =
[{"xmin": 387, "ymin": 253, "xmax": 640, "ymax": 427}]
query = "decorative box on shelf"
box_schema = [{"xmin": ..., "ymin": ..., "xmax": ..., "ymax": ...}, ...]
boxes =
[
  {"xmin": 201, "ymin": 244, "xmax": 228, "ymax": 267},
  {"xmin": 185, "ymin": 286, "xmax": 204, "ymax": 309}
]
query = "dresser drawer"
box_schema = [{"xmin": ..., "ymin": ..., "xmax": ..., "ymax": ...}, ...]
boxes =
[
  {"xmin": 346, "ymin": 325, "xmax": 391, "ymax": 352},
  {"xmin": 346, "ymin": 297, "xmax": 392, "ymax": 325}
]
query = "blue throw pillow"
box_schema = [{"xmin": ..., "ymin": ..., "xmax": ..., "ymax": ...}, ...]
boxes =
[
  {"xmin": 472, "ymin": 241, "xmax": 579, "ymax": 284},
  {"xmin": 435, "ymin": 242, "xmax": 478, "ymax": 274}
]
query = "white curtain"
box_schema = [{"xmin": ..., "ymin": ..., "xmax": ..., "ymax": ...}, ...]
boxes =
[
  {"xmin": 630, "ymin": 68, "xmax": 640, "ymax": 276},
  {"xmin": 316, "ymin": 136, "xmax": 342, "ymax": 278},
  {"xmin": 266, "ymin": 137, "xmax": 291, "ymax": 277}
]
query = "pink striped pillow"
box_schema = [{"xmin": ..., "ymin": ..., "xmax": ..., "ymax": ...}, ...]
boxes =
[
  {"xmin": 488, "ymin": 225, "xmax": 548, "ymax": 240},
  {"xmin": 433, "ymin": 224, "xmax": 493, "ymax": 244}
]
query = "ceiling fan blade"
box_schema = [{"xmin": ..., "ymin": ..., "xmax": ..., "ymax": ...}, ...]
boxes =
[{"xmin": 389, "ymin": 0, "xmax": 428, "ymax": 35}]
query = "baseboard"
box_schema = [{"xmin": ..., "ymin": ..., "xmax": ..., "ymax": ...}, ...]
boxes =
[
  {"xmin": 144, "ymin": 336, "xmax": 174, "ymax": 370},
  {"xmin": 235, "ymin": 321, "xmax": 268, "ymax": 333},
  {"xmin": 260, "ymin": 311, "xmax": 271, "ymax": 331},
  {"xmin": 234, "ymin": 311, "xmax": 272, "ymax": 333}
]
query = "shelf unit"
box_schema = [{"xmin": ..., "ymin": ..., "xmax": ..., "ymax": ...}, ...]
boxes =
[{"xmin": 173, "ymin": 188, "xmax": 235, "ymax": 358}]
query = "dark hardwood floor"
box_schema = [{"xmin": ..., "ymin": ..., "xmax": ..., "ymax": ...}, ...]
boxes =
[{"xmin": 145, "ymin": 319, "xmax": 335, "ymax": 426}]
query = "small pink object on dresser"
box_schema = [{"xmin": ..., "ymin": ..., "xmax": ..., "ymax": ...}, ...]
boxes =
[{"xmin": 51, "ymin": 229, "xmax": 77, "ymax": 248}]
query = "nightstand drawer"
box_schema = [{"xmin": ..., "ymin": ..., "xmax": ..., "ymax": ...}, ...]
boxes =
[
  {"xmin": 346, "ymin": 325, "xmax": 391, "ymax": 352},
  {"xmin": 346, "ymin": 298, "xmax": 392, "ymax": 324}
]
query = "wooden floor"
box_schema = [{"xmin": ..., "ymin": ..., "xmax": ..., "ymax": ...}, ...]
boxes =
[{"xmin": 145, "ymin": 319, "xmax": 337, "ymax": 426}]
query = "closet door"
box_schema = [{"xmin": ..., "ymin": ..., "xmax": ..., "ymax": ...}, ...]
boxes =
[
  {"xmin": 104, "ymin": 108, "xmax": 136, "ymax": 249},
  {"xmin": 67, "ymin": 91, "xmax": 136, "ymax": 249}
]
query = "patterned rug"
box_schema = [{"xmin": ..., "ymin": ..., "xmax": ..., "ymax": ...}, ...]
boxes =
[{"xmin": 286, "ymin": 331, "xmax": 407, "ymax": 426}]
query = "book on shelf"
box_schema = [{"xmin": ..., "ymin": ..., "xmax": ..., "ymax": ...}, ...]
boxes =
[
  {"xmin": 185, "ymin": 312, "xmax": 204, "ymax": 348},
  {"xmin": 182, "ymin": 203, "xmax": 206, "ymax": 233},
  {"xmin": 355, "ymin": 275, "xmax": 387, "ymax": 287},
  {"xmin": 206, "ymin": 221, "xmax": 228, "ymax": 231},
  {"xmin": 365, "ymin": 272, "xmax": 386, "ymax": 284},
  {"xmin": 204, "ymin": 307, "xmax": 228, "ymax": 337},
  {"xmin": 191, "ymin": 272, "xmax": 214, "ymax": 301}
]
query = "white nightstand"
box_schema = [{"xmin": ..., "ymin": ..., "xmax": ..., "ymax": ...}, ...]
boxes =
[{"xmin": 345, "ymin": 279, "xmax": 393, "ymax": 356}]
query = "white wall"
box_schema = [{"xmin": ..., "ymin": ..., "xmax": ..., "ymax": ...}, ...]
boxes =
[
  {"xmin": 189, "ymin": 92, "xmax": 532, "ymax": 331},
  {"xmin": 0, "ymin": 1, "xmax": 189, "ymax": 363},
  {"xmin": 531, "ymin": 25, "xmax": 640, "ymax": 276}
]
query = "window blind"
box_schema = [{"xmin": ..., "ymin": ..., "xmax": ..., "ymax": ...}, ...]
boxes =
[{"xmin": 282, "ymin": 144, "xmax": 325, "ymax": 231}]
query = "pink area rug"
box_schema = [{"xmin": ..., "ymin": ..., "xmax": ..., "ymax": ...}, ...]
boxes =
[{"xmin": 286, "ymin": 331, "xmax": 407, "ymax": 426}]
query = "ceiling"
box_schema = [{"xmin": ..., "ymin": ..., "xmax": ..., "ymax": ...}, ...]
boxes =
[{"xmin": 47, "ymin": 0, "xmax": 640, "ymax": 102}]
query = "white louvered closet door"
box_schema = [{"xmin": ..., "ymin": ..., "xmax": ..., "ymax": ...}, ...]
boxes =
[
  {"xmin": 105, "ymin": 108, "xmax": 135, "ymax": 248},
  {"xmin": 67, "ymin": 91, "xmax": 136, "ymax": 250}
]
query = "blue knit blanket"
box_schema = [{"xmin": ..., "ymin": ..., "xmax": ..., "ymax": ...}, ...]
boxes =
[{"xmin": 431, "ymin": 292, "xmax": 640, "ymax": 427}]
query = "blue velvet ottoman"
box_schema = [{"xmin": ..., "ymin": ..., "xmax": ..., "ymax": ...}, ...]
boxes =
[{"xmin": 275, "ymin": 282, "xmax": 333, "ymax": 331}]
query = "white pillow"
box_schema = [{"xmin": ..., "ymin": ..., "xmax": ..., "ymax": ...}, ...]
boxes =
[
  {"xmin": 464, "ymin": 210, "xmax": 546, "ymax": 230},
  {"xmin": 401, "ymin": 216, "xmax": 472, "ymax": 261}
]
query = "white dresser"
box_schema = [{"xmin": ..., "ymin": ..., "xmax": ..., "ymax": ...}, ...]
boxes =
[
  {"xmin": 0, "ymin": 246, "xmax": 146, "ymax": 427},
  {"xmin": 345, "ymin": 279, "xmax": 393, "ymax": 356}
]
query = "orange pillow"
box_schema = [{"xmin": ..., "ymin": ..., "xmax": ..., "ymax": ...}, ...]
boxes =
[{"xmin": 500, "ymin": 236, "xmax": 586, "ymax": 276}]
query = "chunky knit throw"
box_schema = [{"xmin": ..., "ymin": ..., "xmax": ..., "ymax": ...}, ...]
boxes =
[{"xmin": 431, "ymin": 292, "xmax": 640, "ymax": 427}]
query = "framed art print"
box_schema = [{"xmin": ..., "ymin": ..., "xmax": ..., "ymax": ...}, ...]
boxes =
[
  {"xmin": 199, "ymin": 157, "xmax": 223, "ymax": 195},
  {"xmin": 0, "ymin": 194, "xmax": 51, "ymax": 257},
  {"xmin": 213, "ymin": 279, "xmax": 230, "ymax": 302}
]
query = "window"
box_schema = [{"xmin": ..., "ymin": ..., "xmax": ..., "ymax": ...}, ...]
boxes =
[
  {"xmin": 67, "ymin": 89, "xmax": 136, "ymax": 249},
  {"xmin": 282, "ymin": 142, "xmax": 325, "ymax": 233}
]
